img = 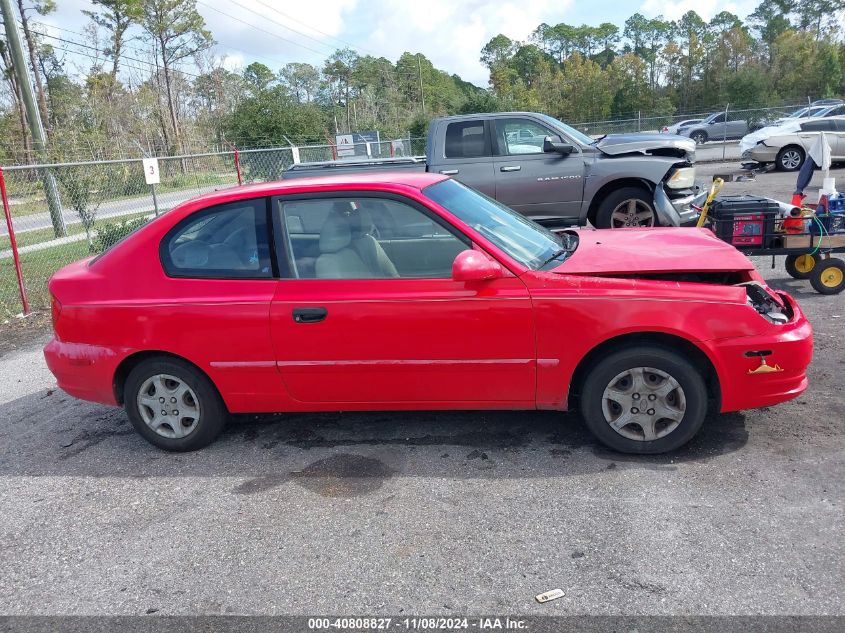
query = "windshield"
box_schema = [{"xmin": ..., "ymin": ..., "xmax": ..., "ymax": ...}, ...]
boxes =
[
  {"xmin": 423, "ymin": 179, "xmax": 577, "ymax": 270},
  {"xmin": 535, "ymin": 113, "xmax": 595, "ymax": 146}
]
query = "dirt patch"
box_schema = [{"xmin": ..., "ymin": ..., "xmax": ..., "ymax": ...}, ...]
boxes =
[{"xmin": 0, "ymin": 312, "xmax": 51, "ymax": 359}]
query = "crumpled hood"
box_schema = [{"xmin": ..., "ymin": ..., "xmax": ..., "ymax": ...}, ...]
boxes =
[
  {"xmin": 596, "ymin": 133, "xmax": 695, "ymax": 160},
  {"xmin": 554, "ymin": 227, "xmax": 754, "ymax": 275}
]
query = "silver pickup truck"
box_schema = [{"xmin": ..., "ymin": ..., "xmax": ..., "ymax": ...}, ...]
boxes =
[{"xmin": 283, "ymin": 112, "xmax": 698, "ymax": 229}]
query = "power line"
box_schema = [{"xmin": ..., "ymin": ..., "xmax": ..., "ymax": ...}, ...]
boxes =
[
  {"xmin": 33, "ymin": 30, "xmax": 204, "ymax": 79},
  {"xmin": 196, "ymin": 1, "xmax": 328, "ymax": 58},
  {"xmin": 251, "ymin": 0, "xmax": 379, "ymax": 56}
]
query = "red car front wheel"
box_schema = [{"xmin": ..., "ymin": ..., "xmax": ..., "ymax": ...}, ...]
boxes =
[{"xmin": 579, "ymin": 345, "xmax": 709, "ymax": 454}]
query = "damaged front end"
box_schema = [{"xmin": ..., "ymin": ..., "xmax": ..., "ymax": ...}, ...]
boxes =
[{"xmin": 604, "ymin": 271, "xmax": 792, "ymax": 326}]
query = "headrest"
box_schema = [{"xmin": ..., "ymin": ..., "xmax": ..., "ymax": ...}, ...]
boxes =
[{"xmin": 319, "ymin": 210, "xmax": 352, "ymax": 253}]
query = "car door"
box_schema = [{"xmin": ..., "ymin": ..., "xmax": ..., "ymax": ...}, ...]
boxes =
[
  {"xmin": 798, "ymin": 119, "xmax": 838, "ymax": 158},
  {"xmin": 707, "ymin": 113, "xmax": 726, "ymax": 139},
  {"xmin": 157, "ymin": 197, "xmax": 285, "ymax": 411},
  {"xmin": 725, "ymin": 112, "xmax": 748, "ymax": 139},
  {"xmin": 268, "ymin": 192, "xmax": 536, "ymax": 406},
  {"xmin": 491, "ymin": 116, "xmax": 584, "ymax": 223},
  {"xmin": 427, "ymin": 119, "xmax": 496, "ymax": 198},
  {"xmin": 831, "ymin": 119, "xmax": 845, "ymax": 158}
]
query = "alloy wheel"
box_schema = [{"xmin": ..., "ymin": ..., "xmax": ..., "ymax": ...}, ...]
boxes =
[
  {"xmin": 136, "ymin": 373, "xmax": 201, "ymax": 439},
  {"xmin": 610, "ymin": 199, "xmax": 655, "ymax": 228},
  {"xmin": 600, "ymin": 366, "xmax": 686, "ymax": 441},
  {"xmin": 780, "ymin": 149, "xmax": 803, "ymax": 170}
]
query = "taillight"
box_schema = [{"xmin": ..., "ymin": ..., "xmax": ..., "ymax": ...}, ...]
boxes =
[{"xmin": 51, "ymin": 294, "xmax": 62, "ymax": 330}]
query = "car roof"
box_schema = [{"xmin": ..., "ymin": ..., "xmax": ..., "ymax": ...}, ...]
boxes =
[{"xmin": 180, "ymin": 171, "xmax": 450, "ymax": 208}]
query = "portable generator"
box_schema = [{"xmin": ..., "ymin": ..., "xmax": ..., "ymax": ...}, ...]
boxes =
[{"xmin": 709, "ymin": 196, "xmax": 780, "ymax": 248}]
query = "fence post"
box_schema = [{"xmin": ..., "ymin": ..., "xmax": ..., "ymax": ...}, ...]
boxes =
[
  {"xmin": 722, "ymin": 103, "xmax": 729, "ymax": 161},
  {"xmin": 637, "ymin": 111, "xmax": 641, "ymax": 132},
  {"xmin": 0, "ymin": 166, "xmax": 30, "ymax": 315},
  {"xmin": 234, "ymin": 148, "xmax": 243, "ymax": 185},
  {"xmin": 290, "ymin": 146, "xmax": 301, "ymax": 165}
]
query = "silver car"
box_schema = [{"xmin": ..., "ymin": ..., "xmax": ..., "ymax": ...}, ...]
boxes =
[
  {"xmin": 661, "ymin": 119, "xmax": 702, "ymax": 135},
  {"xmin": 741, "ymin": 116, "xmax": 845, "ymax": 171},
  {"xmin": 678, "ymin": 112, "xmax": 748, "ymax": 144}
]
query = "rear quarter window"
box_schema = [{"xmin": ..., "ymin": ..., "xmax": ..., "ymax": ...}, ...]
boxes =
[{"xmin": 160, "ymin": 199, "xmax": 272, "ymax": 278}]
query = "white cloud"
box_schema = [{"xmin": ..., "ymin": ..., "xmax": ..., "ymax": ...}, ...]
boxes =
[
  {"xmin": 356, "ymin": 0, "xmax": 570, "ymax": 85},
  {"xmin": 198, "ymin": 0, "xmax": 358, "ymax": 68}
]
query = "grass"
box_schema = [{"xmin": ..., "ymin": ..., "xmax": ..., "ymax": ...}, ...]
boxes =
[
  {"xmin": 1, "ymin": 240, "xmax": 91, "ymax": 314},
  {"xmin": 5, "ymin": 170, "xmax": 235, "ymax": 219},
  {"xmin": 1, "ymin": 210, "xmax": 151, "ymax": 251}
]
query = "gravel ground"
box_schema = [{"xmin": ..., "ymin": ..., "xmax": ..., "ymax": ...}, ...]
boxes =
[{"xmin": 0, "ymin": 164, "xmax": 843, "ymax": 619}]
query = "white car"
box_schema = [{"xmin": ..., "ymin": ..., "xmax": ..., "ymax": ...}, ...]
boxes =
[{"xmin": 740, "ymin": 116, "xmax": 845, "ymax": 171}]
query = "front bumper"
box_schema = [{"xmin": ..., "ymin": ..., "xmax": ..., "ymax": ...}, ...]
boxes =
[
  {"xmin": 706, "ymin": 292, "xmax": 813, "ymax": 413},
  {"xmin": 654, "ymin": 186, "xmax": 700, "ymax": 226},
  {"xmin": 744, "ymin": 144, "xmax": 779, "ymax": 164}
]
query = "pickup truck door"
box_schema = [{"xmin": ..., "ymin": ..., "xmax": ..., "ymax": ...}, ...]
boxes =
[
  {"xmin": 491, "ymin": 117, "xmax": 583, "ymax": 225},
  {"xmin": 427, "ymin": 119, "xmax": 496, "ymax": 198}
]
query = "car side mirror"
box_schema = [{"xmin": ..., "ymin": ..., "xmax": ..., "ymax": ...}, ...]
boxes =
[
  {"xmin": 543, "ymin": 136, "xmax": 574, "ymax": 156},
  {"xmin": 452, "ymin": 250, "xmax": 502, "ymax": 282}
]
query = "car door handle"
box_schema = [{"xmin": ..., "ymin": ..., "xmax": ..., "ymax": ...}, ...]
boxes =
[
  {"xmin": 292, "ymin": 307, "xmax": 327, "ymax": 324},
  {"xmin": 500, "ymin": 165, "xmax": 521, "ymax": 172},
  {"xmin": 439, "ymin": 169, "xmax": 459, "ymax": 175}
]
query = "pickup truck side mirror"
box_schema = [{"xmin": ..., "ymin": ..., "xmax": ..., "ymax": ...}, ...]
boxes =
[{"xmin": 543, "ymin": 136, "xmax": 574, "ymax": 155}]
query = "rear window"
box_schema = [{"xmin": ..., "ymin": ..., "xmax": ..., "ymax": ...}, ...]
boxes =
[
  {"xmin": 161, "ymin": 199, "xmax": 272, "ymax": 278},
  {"xmin": 800, "ymin": 120, "xmax": 836, "ymax": 132},
  {"xmin": 444, "ymin": 121, "xmax": 488, "ymax": 159}
]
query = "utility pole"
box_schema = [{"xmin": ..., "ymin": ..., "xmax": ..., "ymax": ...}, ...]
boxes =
[
  {"xmin": 0, "ymin": 0, "xmax": 65, "ymax": 237},
  {"xmin": 418, "ymin": 54, "xmax": 426, "ymax": 116}
]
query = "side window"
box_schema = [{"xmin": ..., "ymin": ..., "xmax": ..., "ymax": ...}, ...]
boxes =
[
  {"xmin": 711, "ymin": 113, "xmax": 725, "ymax": 124},
  {"xmin": 497, "ymin": 118, "xmax": 555, "ymax": 155},
  {"xmin": 276, "ymin": 196, "xmax": 469, "ymax": 280},
  {"xmin": 444, "ymin": 121, "xmax": 488, "ymax": 158},
  {"xmin": 800, "ymin": 120, "xmax": 835, "ymax": 132},
  {"xmin": 161, "ymin": 199, "xmax": 272, "ymax": 278}
]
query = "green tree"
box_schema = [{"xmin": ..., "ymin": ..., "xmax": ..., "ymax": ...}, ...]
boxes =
[
  {"xmin": 243, "ymin": 62, "xmax": 275, "ymax": 95},
  {"xmin": 480, "ymin": 34, "xmax": 515, "ymax": 69},
  {"xmin": 140, "ymin": 0, "xmax": 213, "ymax": 152},
  {"xmin": 83, "ymin": 0, "xmax": 143, "ymax": 80}
]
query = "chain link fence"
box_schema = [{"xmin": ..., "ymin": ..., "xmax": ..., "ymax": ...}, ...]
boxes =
[
  {"xmin": 0, "ymin": 138, "xmax": 425, "ymax": 314},
  {"xmin": 0, "ymin": 100, "xmax": 827, "ymax": 314},
  {"xmin": 573, "ymin": 101, "xmax": 816, "ymax": 136}
]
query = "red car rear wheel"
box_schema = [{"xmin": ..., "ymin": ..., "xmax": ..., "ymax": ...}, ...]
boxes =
[{"xmin": 124, "ymin": 357, "xmax": 228, "ymax": 451}]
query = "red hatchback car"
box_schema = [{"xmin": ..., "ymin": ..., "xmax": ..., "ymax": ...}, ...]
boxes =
[{"xmin": 45, "ymin": 173, "xmax": 812, "ymax": 453}]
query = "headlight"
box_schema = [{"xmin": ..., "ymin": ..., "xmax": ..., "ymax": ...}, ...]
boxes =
[{"xmin": 666, "ymin": 166, "xmax": 696, "ymax": 189}]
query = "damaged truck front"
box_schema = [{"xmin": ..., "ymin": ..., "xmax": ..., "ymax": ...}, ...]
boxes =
[{"xmin": 283, "ymin": 111, "xmax": 699, "ymax": 229}]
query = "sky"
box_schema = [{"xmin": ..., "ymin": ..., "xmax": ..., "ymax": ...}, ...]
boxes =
[{"xmin": 35, "ymin": 0, "xmax": 762, "ymax": 86}]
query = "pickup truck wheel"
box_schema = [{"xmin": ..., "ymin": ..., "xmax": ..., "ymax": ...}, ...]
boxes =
[
  {"xmin": 579, "ymin": 345, "xmax": 708, "ymax": 454},
  {"xmin": 596, "ymin": 187, "xmax": 656, "ymax": 228}
]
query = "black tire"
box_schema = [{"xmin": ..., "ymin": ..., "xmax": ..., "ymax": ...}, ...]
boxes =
[
  {"xmin": 784, "ymin": 253, "xmax": 817, "ymax": 279},
  {"xmin": 579, "ymin": 345, "xmax": 709, "ymax": 454},
  {"xmin": 809, "ymin": 257, "xmax": 845, "ymax": 295},
  {"xmin": 595, "ymin": 186, "xmax": 656, "ymax": 229},
  {"xmin": 776, "ymin": 145, "xmax": 805, "ymax": 171},
  {"xmin": 124, "ymin": 357, "xmax": 228, "ymax": 451},
  {"xmin": 691, "ymin": 130, "xmax": 707, "ymax": 145}
]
